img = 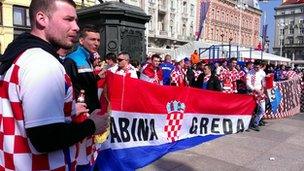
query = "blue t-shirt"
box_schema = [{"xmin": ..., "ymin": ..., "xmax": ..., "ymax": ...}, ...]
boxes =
[{"xmin": 160, "ymin": 62, "xmax": 174, "ymax": 85}]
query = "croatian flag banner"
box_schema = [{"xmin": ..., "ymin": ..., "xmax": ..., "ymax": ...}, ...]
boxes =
[{"xmin": 95, "ymin": 73, "xmax": 256, "ymax": 170}]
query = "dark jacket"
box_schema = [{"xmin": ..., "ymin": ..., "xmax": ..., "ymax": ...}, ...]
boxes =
[
  {"xmin": 64, "ymin": 45, "xmax": 100, "ymax": 113},
  {"xmin": 0, "ymin": 33, "xmax": 58, "ymax": 74},
  {"xmin": 186, "ymin": 67, "xmax": 196, "ymax": 87},
  {"xmin": 195, "ymin": 73, "xmax": 222, "ymax": 91}
]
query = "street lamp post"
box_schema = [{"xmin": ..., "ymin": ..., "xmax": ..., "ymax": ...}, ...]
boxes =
[
  {"xmin": 280, "ymin": 35, "xmax": 284, "ymax": 57},
  {"xmin": 220, "ymin": 34, "xmax": 224, "ymax": 57},
  {"xmin": 278, "ymin": 21, "xmax": 287, "ymax": 57},
  {"xmin": 229, "ymin": 37, "xmax": 233, "ymax": 59}
]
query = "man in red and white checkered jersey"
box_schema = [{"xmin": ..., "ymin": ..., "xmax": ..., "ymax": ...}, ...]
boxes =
[
  {"xmin": 0, "ymin": 0, "xmax": 109, "ymax": 170},
  {"xmin": 219, "ymin": 58, "xmax": 245, "ymax": 93},
  {"xmin": 170, "ymin": 57, "xmax": 188, "ymax": 87}
]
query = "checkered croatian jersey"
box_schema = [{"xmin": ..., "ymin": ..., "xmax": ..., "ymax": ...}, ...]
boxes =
[
  {"xmin": 219, "ymin": 68, "xmax": 243, "ymax": 93},
  {"xmin": 0, "ymin": 48, "xmax": 78, "ymax": 170},
  {"xmin": 170, "ymin": 67, "xmax": 187, "ymax": 87}
]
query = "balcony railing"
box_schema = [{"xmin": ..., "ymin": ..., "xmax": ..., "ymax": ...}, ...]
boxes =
[
  {"xmin": 177, "ymin": 35, "xmax": 186, "ymax": 40},
  {"xmin": 159, "ymin": 30, "xmax": 168, "ymax": 36},
  {"xmin": 170, "ymin": 7, "xmax": 176, "ymax": 13},
  {"xmin": 187, "ymin": 35, "xmax": 195, "ymax": 41},
  {"xmin": 149, "ymin": 29, "xmax": 155, "ymax": 35}
]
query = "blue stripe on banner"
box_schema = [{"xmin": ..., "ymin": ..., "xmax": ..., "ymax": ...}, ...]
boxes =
[{"xmin": 94, "ymin": 135, "xmax": 223, "ymax": 171}]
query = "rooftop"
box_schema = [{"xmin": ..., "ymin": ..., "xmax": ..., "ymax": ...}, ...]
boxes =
[{"xmin": 282, "ymin": 0, "xmax": 304, "ymax": 5}]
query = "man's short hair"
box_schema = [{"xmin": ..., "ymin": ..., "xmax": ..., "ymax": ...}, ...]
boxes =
[
  {"xmin": 204, "ymin": 63, "xmax": 212, "ymax": 70},
  {"xmin": 151, "ymin": 54, "xmax": 161, "ymax": 60},
  {"xmin": 29, "ymin": 0, "xmax": 76, "ymax": 27},
  {"xmin": 228, "ymin": 57, "xmax": 237, "ymax": 63},
  {"xmin": 117, "ymin": 52, "xmax": 130, "ymax": 61},
  {"xmin": 245, "ymin": 61, "xmax": 253, "ymax": 66},
  {"xmin": 105, "ymin": 53, "xmax": 117, "ymax": 62},
  {"xmin": 79, "ymin": 24, "xmax": 99, "ymax": 38},
  {"xmin": 164, "ymin": 54, "xmax": 171, "ymax": 59},
  {"xmin": 254, "ymin": 60, "xmax": 262, "ymax": 66}
]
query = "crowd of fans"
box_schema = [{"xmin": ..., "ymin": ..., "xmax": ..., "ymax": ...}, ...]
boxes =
[{"xmin": 92, "ymin": 51, "xmax": 302, "ymax": 132}]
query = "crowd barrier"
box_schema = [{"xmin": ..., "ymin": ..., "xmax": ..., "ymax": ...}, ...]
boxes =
[{"xmin": 264, "ymin": 77, "xmax": 302, "ymax": 119}]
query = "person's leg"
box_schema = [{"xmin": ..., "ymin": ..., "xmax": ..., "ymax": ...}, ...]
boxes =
[{"xmin": 253, "ymin": 101, "xmax": 266, "ymax": 127}]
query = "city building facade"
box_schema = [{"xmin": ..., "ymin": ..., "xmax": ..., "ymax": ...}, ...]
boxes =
[
  {"xmin": 0, "ymin": 0, "xmax": 95, "ymax": 54},
  {"xmin": 146, "ymin": 0, "xmax": 198, "ymax": 55},
  {"xmin": 197, "ymin": 0, "xmax": 262, "ymax": 49},
  {"xmin": 100, "ymin": 0, "xmax": 198, "ymax": 56},
  {"xmin": 0, "ymin": 0, "xmax": 263, "ymax": 57},
  {"xmin": 273, "ymin": 0, "xmax": 304, "ymax": 60}
]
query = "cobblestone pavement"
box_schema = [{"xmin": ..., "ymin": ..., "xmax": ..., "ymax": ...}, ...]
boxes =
[{"xmin": 139, "ymin": 113, "xmax": 304, "ymax": 171}]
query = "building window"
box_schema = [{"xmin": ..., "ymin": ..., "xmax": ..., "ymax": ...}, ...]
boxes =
[
  {"xmin": 170, "ymin": 0, "xmax": 174, "ymax": 9},
  {"xmin": 190, "ymin": 4, "xmax": 194, "ymax": 16},
  {"xmin": 210, "ymin": 28, "xmax": 213, "ymax": 39},
  {"xmin": 289, "ymin": 37, "xmax": 294, "ymax": 44},
  {"xmin": 298, "ymin": 37, "xmax": 304, "ymax": 44},
  {"xmin": 289, "ymin": 28, "xmax": 294, "ymax": 34},
  {"xmin": 182, "ymin": 27, "xmax": 186, "ymax": 36},
  {"xmin": 211, "ymin": 9, "xmax": 215, "ymax": 19},
  {"xmin": 182, "ymin": 1, "xmax": 187, "ymax": 14},
  {"xmin": 13, "ymin": 6, "xmax": 31, "ymax": 38},
  {"xmin": 149, "ymin": 20, "xmax": 153, "ymax": 31},
  {"xmin": 280, "ymin": 29, "xmax": 285, "ymax": 35},
  {"xmin": 148, "ymin": 0, "xmax": 155, "ymax": 4},
  {"xmin": 300, "ymin": 28, "xmax": 304, "ymax": 34},
  {"xmin": 13, "ymin": 6, "xmax": 30, "ymax": 26}
]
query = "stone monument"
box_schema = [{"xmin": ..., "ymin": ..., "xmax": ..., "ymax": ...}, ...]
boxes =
[{"xmin": 77, "ymin": 1, "xmax": 150, "ymax": 62}]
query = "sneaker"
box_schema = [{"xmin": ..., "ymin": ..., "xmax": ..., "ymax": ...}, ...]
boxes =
[
  {"xmin": 260, "ymin": 119, "xmax": 268, "ymax": 126},
  {"xmin": 250, "ymin": 125, "xmax": 260, "ymax": 131},
  {"xmin": 259, "ymin": 121, "xmax": 265, "ymax": 126}
]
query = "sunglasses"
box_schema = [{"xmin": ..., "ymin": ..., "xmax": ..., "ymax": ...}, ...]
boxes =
[{"xmin": 117, "ymin": 58, "xmax": 125, "ymax": 62}]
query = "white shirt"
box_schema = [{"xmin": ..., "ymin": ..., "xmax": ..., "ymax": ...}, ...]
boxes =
[
  {"xmin": 109, "ymin": 64, "xmax": 138, "ymax": 79},
  {"xmin": 246, "ymin": 69, "xmax": 265, "ymax": 91}
]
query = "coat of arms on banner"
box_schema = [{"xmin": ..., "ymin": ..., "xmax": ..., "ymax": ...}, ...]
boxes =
[{"xmin": 164, "ymin": 100, "xmax": 186, "ymax": 142}]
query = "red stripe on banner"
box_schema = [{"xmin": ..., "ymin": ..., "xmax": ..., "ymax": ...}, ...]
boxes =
[{"xmin": 106, "ymin": 72, "xmax": 256, "ymax": 115}]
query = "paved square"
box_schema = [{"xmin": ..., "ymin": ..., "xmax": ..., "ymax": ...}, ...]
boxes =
[{"xmin": 139, "ymin": 113, "xmax": 304, "ymax": 171}]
